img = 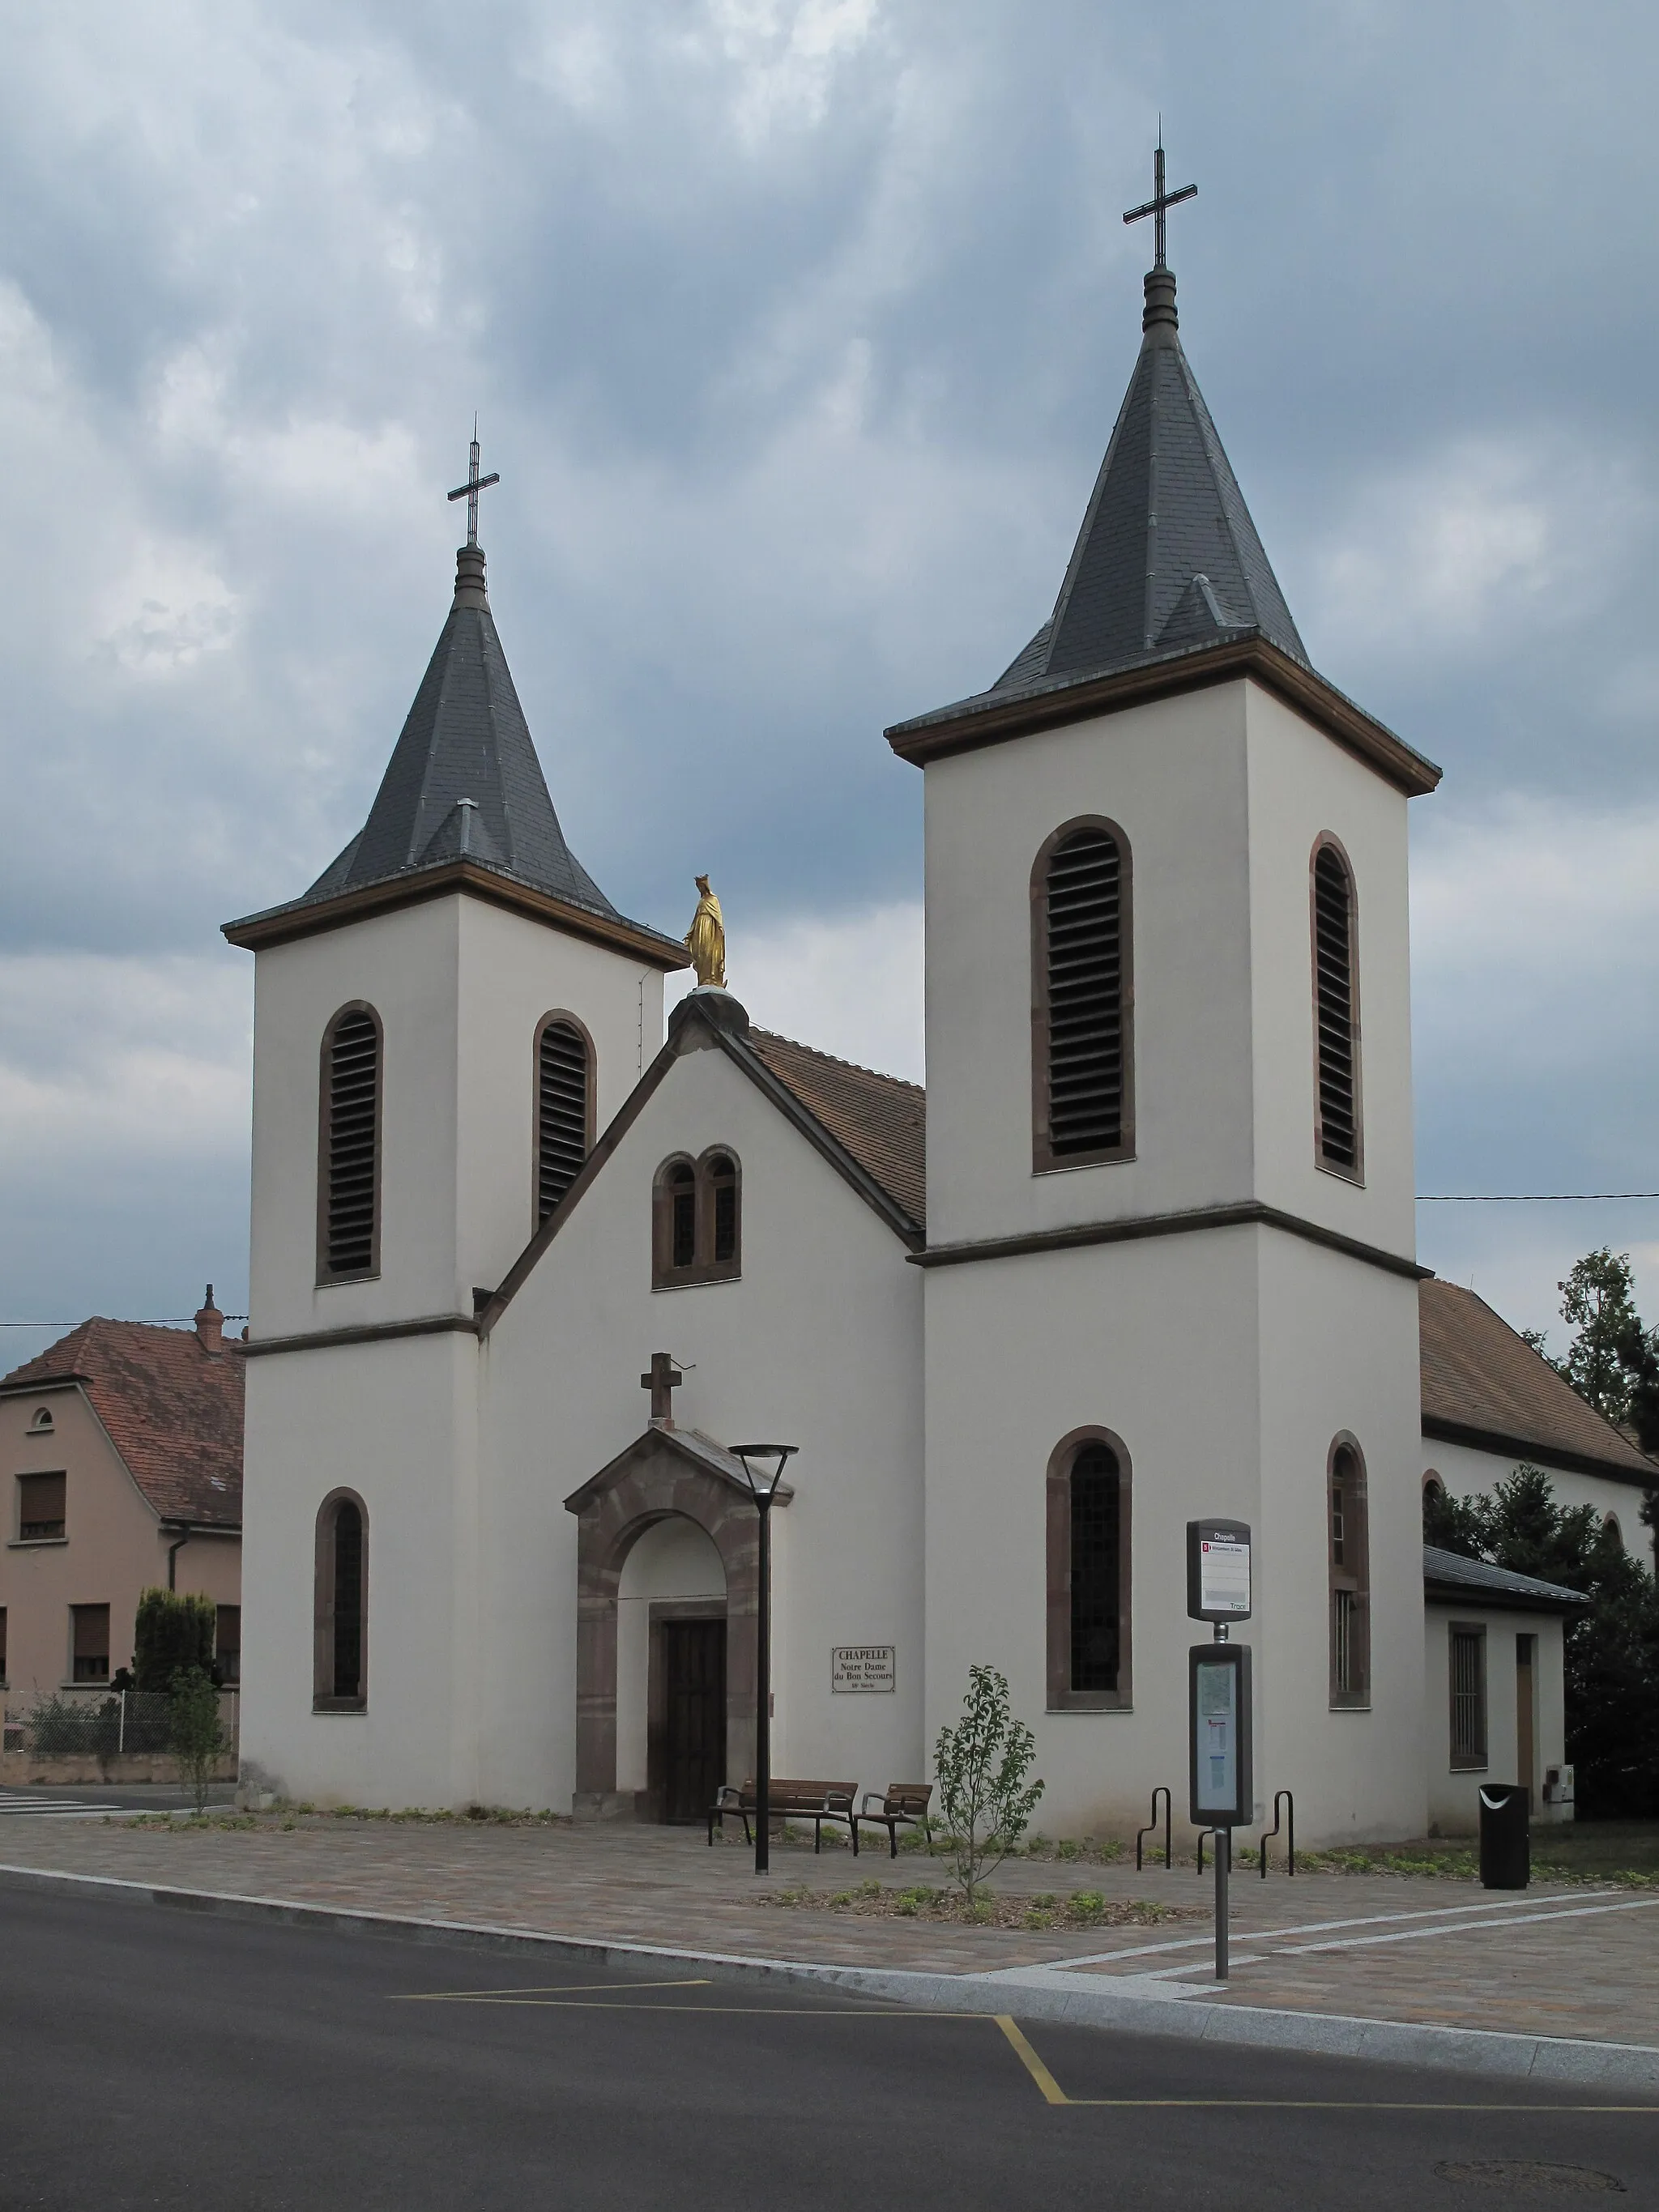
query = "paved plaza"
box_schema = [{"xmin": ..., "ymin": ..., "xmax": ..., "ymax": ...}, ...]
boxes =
[{"xmin": 1, "ymin": 1808, "xmax": 1655, "ymax": 2053}]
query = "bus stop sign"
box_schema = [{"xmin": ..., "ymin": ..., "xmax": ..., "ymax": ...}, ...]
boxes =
[{"xmin": 1187, "ymin": 1518, "xmax": 1252, "ymax": 1622}]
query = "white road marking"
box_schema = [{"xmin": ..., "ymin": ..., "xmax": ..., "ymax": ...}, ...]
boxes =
[
  {"xmin": 1277, "ymin": 1895, "xmax": 1659, "ymax": 1955},
  {"xmin": 1046, "ymin": 1889, "xmax": 1627, "ymax": 1970}
]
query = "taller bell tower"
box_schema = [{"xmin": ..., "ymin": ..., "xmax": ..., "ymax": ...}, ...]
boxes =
[{"xmin": 891, "ymin": 154, "xmax": 1443, "ymax": 1844}]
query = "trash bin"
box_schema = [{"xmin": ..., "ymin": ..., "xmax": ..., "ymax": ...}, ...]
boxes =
[{"xmin": 1478, "ymin": 1784, "xmax": 1529, "ymax": 1890}]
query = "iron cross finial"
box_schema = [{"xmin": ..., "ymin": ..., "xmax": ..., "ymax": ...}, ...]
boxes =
[
  {"xmin": 447, "ymin": 424, "xmax": 501, "ymax": 548},
  {"xmin": 1122, "ymin": 134, "xmax": 1197, "ymax": 270}
]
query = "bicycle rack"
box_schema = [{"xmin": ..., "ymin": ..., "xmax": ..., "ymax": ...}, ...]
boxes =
[
  {"xmin": 1256, "ymin": 1789, "xmax": 1295, "ymax": 1877},
  {"xmin": 1135, "ymin": 1785, "xmax": 1172, "ymax": 1872},
  {"xmin": 1195, "ymin": 1826, "xmax": 1231, "ymax": 1875}
]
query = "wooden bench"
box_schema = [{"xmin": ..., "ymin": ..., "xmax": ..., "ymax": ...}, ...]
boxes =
[
  {"xmin": 707, "ymin": 1779, "xmax": 859, "ymax": 1853},
  {"xmin": 853, "ymin": 1783, "xmax": 933, "ymax": 1859}
]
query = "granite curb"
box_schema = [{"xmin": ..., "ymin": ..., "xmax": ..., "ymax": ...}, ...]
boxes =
[{"xmin": 5, "ymin": 1860, "xmax": 1657, "ymax": 2095}]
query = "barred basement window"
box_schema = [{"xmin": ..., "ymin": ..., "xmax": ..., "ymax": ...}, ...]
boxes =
[
  {"xmin": 1328, "ymin": 1437, "xmax": 1371, "ymax": 1708},
  {"xmin": 318, "ymin": 1004, "xmax": 382, "ymax": 1282},
  {"xmin": 535, "ymin": 1014, "xmax": 594, "ymax": 1225},
  {"xmin": 1047, "ymin": 1428, "xmax": 1132, "ymax": 1710},
  {"xmin": 1311, "ymin": 838, "xmax": 1363, "ymax": 1178},
  {"xmin": 1448, "ymin": 1625, "xmax": 1486, "ymax": 1769},
  {"xmin": 1033, "ymin": 820, "xmax": 1134, "ymax": 1172},
  {"xmin": 314, "ymin": 1491, "xmax": 367, "ymax": 1711}
]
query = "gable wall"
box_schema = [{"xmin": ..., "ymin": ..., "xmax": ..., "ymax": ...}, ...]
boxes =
[{"xmin": 476, "ymin": 1037, "xmax": 923, "ymax": 1811}]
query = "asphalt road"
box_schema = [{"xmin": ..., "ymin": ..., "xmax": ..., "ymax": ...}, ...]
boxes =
[
  {"xmin": 1, "ymin": 1877, "xmax": 1654, "ymax": 2211},
  {"xmin": 0, "ymin": 1784, "xmax": 237, "ymax": 1817}
]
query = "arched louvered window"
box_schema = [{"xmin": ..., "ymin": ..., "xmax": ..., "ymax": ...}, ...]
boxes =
[
  {"xmin": 652, "ymin": 1150, "xmax": 742, "ymax": 1288},
  {"xmin": 1033, "ymin": 820, "xmax": 1133, "ymax": 1172},
  {"xmin": 314, "ymin": 1490, "xmax": 368, "ymax": 1711},
  {"xmin": 1047, "ymin": 1429, "xmax": 1132, "ymax": 1710},
  {"xmin": 1328, "ymin": 1438, "xmax": 1370, "ymax": 1708},
  {"xmin": 318, "ymin": 1006, "xmax": 382, "ymax": 1282},
  {"xmin": 535, "ymin": 1014, "xmax": 594, "ymax": 1226},
  {"xmin": 1311, "ymin": 838, "xmax": 1363, "ymax": 1178}
]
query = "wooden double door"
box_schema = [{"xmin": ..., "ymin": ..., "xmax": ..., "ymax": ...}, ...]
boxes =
[{"xmin": 655, "ymin": 1616, "xmax": 727, "ymax": 1825}]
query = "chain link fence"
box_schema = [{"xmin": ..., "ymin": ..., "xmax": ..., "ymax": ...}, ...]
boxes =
[{"xmin": 2, "ymin": 1688, "xmax": 240, "ymax": 1758}]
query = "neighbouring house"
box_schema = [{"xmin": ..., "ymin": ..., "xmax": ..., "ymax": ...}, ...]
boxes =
[
  {"xmin": 1418, "ymin": 1278, "xmax": 1657, "ymax": 1827},
  {"xmin": 0, "ymin": 1292, "xmax": 243, "ymax": 1712}
]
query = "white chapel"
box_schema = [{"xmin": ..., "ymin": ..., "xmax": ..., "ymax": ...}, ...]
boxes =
[{"xmin": 227, "ymin": 216, "xmax": 1651, "ymax": 1843}]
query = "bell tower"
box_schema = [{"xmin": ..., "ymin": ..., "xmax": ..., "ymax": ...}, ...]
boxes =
[
  {"xmin": 226, "ymin": 442, "xmax": 685, "ymax": 1809},
  {"xmin": 891, "ymin": 151, "xmax": 1443, "ymax": 1845}
]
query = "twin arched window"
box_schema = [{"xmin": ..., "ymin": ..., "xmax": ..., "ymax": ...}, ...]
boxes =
[
  {"xmin": 535, "ymin": 1014, "xmax": 595, "ymax": 1225},
  {"xmin": 1311, "ymin": 837, "xmax": 1363, "ymax": 1178},
  {"xmin": 653, "ymin": 1150, "xmax": 740, "ymax": 1288},
  {"xmin": 318, "ymin": 1005, "xmax": 382, "ymax": 1283},
  {"xmin": 1032, "ymin": 821, "xmax": 1133, "ymax": 1172},
  {"xmin": 1046, "ymin": 1430, "xmax": 1132, "ymax": 1709},
  {"xmin": 314, "ymin": 1490, "xmax": 367, "ymax": 1711}
]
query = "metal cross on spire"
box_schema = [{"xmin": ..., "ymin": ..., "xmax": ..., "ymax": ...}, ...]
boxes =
[
  {"xmin": 447, "ymin": 419, "xmax": 501, "ymax": 547},
  {"xmin": 1122, "ymin": 134, "xmax": 1197, "ymax": 269}
]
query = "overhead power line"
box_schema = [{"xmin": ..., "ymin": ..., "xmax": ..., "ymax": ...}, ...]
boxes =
[{"xmin": 1417, "ymin": 1193, "xmax": 1659, "ymax": 1204}]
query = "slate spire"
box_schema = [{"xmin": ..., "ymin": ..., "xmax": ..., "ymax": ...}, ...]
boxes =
[
  {"xmin": 296, "ymin": 538, "xmax": 620, "ymax": 922},
  {"xmin": 987, "ymin": 255, "xmax": 1307, "ymax": 700}
]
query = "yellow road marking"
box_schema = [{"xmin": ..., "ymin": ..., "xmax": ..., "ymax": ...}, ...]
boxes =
[
  {"xmin": 386, "ymin": 1990, "xmax": 1659, "ymax": 2112},
  {"xmin": 394, "ymin": 1977, "xmax": 713, "ymax": 2001}
]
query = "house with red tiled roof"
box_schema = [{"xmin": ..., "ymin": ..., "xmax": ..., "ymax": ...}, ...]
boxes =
[{"xmin": 0, "ymin": 1293, "xmax": 242, "ymax": 1708}]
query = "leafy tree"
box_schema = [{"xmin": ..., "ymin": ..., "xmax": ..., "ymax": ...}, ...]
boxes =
[
  {"xmin": 1555, "ymin": 1248, "xmax": 1644, "ymax": 1424},
  {"xmin": 932, "ymin": 1664, "xmax": 1045, "ymax": 1902},
  {"xmin": 133, "ymin": 1589, "xmax": 216, "ymax": 1692},
  {"xmin": 168, "ymin": 1668, "xmax": 228, "ymax": 1813},
  {"xmin": 1422, "ymin": 1464, "xmax": 1659, "ymax": 1816}
]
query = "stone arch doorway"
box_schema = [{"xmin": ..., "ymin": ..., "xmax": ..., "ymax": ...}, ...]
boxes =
[
  {"xmin": 619, "ymin": 1516, "xmax": 725, "ymax": 1823},
  {"xmin": 564, "ymin": 1426, "xmax": 792, "ymax": 1820}
]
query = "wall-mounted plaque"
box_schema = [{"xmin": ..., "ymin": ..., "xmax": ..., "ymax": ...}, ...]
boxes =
[{"xmin": 831, "ymin": 1645, "xmax": 896, "ymax": 1693}]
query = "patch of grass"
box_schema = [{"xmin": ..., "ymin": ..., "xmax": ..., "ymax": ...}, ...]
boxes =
[{"xmin": 760, "ymin": 1885, "xmax": 1197, "ymax": 1931}]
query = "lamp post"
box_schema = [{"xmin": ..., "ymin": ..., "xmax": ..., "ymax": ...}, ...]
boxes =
[{"xmin": 730, "ymin": 1444, "xmax": 797, "ymax": 1875}]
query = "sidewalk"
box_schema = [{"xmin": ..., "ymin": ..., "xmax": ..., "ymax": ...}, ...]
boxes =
[{"xmin": 1, "ymin": 1813, "xmax": 1654, "ymax": 2062}]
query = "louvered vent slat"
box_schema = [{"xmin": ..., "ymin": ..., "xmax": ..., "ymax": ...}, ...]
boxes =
[
  {"xmin": 537, "ymin": 1021, "xmax": 590, "ymax": 1224},
  {"xmin": 326, "ymin": 1011, "xmax": 379, "ymax": 1276},
  {"xmin": 1313, "ymin": 846, "xmax": 1358, "ymax": 1169},
  {"xmin": 1045, "ymin": 827, "xmax": 1125, "ymax": 1157}
]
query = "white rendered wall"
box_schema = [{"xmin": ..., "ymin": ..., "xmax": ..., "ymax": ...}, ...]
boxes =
[
  {"xmin": 477, "ymin": 1034, "xmax": 924, "ymax": 1813},
  {"xmin": 919, "ymin": 671, "xmax": 1426, "ymax": 1842},
  {"xmin": 615, "ymin": 1516, "xmax": 725, "ymax": 1796},
  {"xmin": 247, "ymin": 892, "xmax": 665, "ymax": 1340},
  {"xmin": 1426, "ymin": 1436, "xmax": 1657, "ymax": 1575},
  {"xmin": 923, "ymin": 682, "xmax": 1254, "ymax": 1248},
  {"xmin": 1423, "ymin": 1606, "xmax": 1568, "ymax": 1834},
  {"xmin": 238, "ymin": 1331, "xmax": 480, "ymax": 1809}
]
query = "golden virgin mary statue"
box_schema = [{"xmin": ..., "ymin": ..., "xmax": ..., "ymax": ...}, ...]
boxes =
[{"xmin": 684, "ymin": 874, "xmax": 726, "ymax": 988}]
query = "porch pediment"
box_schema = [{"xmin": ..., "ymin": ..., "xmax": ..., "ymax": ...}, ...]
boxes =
[{"xmin": 562, "ymin": 1424, "xmax": 795, "ymax": 1517}]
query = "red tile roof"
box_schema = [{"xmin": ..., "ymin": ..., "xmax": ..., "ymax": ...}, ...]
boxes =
[
  {"xmin": 1, "ymin": 1320, "xmax": 243, "ymax": 1527},
  {"xmin": 1419, "ymin": 1279, "xmax": 1656, "ymax": 1485},
  {"xmin": 748, "ymin": 1030, "xmax": 926, "ymax": 1228}
]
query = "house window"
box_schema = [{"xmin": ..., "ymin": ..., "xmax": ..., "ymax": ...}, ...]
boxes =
[
  {"xmin": 70, "ymin": 1603, "xmax": 109, "ymax": 1684},
  {"xmin": 1328, "ymin": 1438, "xmax": 1370, "ymax": 1707},
  {"xmin": 27, "ymin": 1406, "xmax": 54, "ymax": 1434},
  {"xmin": 1603, "ymin": 1514, "xmax": 1623, "ymax": 1549},
  {"xmin": 318, "ymin": 1004, "xmax": 382, "ymax": 1283},
  {"xmin": 18, "ymin": 1471, "xmax": 66, "ymax": 1541},
  {"xmin": 1033, "ymin": 820, "xmax": 1134, "ymax": 1172},
  {"xmin": 314, "ymin": 1493, "xmax": 367, "ymax": 1710},
  {"xmin": 215, "ymin": 1605, "xmax": 241, "ymax": 1686},
  {"xmin": 1, "ymin": 1605, "xmax": 8, "ymax": 1685},
  {"xmin": 1449, "ymin": 1624, "xmax": 1487, "ymax": 1768},
  {"xmin": 1311, "ymin": 837, "xmax": 1363, "ymax": 1178},
  {"xmin": 1047, "ymin": 1430, "xmax": 1132, "ymax": 1710},
  {"xmin": 535, "ymin": 1014, "xmax": 594, "ymax": 1225},
  {"xmin": 653, "ymin": 1150, "xmax": 742, "ymax": 1288}
]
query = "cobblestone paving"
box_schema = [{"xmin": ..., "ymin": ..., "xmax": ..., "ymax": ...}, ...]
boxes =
[{"xmin": 0, "ymin": 1815, "xmax": 1653, "ymax": 2048}]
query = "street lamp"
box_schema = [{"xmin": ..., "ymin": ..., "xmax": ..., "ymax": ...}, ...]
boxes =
[{"xmin": 729, "ymin": 1443, "xmax": 797, "ymax": 1875}]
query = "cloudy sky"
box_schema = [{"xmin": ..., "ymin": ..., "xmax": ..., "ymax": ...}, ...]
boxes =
[{"xmin": 3, "ymin": 0, "xmax": 1658, "ymax": 1369}]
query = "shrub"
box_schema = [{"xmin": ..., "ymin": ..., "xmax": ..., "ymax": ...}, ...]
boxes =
[
  {"xmin": 932, "ymin": 1664, "xmax": 1045, "ymax": 1903},
  {"xmin": 134, "ymin": 1590, "xmax": 216, "ymax": 1692},
  {"xmin": 168, "ymin": 1668, "xmax": 228, "ymax": 1812}
]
